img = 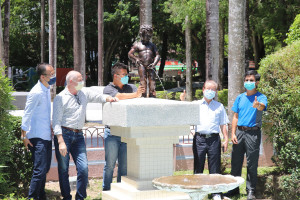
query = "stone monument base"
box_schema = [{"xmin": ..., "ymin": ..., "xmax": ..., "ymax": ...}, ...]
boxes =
[{"xmin": 102, "ymin": 176, "xmax": 190, "ymax": 200}]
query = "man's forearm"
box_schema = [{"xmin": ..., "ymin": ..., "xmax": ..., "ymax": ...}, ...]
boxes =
[
  {"xmin": 231, "ymin": 117, "xmax": 238, "ymax": 136},
  {"xmin": 115, "ymin": 92, "xmax": 138, "ymax": 100}
]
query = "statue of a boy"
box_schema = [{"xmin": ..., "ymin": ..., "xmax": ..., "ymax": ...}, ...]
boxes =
[{"xmin": 128, "ymin": 25, "xmax": 160, "ymax": 97}]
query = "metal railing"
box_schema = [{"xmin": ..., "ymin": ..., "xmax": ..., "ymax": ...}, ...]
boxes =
[{"xmin": 82, "ymin": 125, "xmax": 195, "ymax": 148}]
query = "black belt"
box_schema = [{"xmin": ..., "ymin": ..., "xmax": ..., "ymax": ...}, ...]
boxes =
[
  {"xmin": 238, "ymin": 126, "xmax": 260, "ymax": 131},
  {"xmin": 62, "ymin": 126, "xmax": 82, "ymax": 133},
  {"xmin": 195, "ymin": 132, "xmax": 219, "ymax": 138}
]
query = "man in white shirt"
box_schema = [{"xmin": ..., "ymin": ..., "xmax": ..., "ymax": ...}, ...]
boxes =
[
  {"xmin": 180, "ymin": 80, "xmax": 229, "ymax": 200},
  {"xmin": 21, "ymin": 63, "xmax": 55, "ymax": 200},
  {"xmin": 52, "ymin": 70, "xmax": 116, "ymax": 200}
]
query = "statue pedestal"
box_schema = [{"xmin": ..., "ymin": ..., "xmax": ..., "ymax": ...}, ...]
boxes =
[{"xmin": 102, "ymin": 98, "xmax": 199, "ymax": 200}]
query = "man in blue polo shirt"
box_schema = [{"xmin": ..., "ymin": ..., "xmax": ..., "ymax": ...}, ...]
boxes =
[{"xmin": 225, "ymin": 70, "xmax": 267, "ymax": 200}]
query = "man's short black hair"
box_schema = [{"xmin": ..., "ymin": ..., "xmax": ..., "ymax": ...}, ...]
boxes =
[
  {"xmin": 111, "ymin": 63, "xmax": 128, "ymax": 78},
  {"xmin": 245, "ymin": 70, "xmax": 261, "ymax": 81},
  {"xmin": 36, "ymin": 63, "xmax": 50, "ymax": 77}
]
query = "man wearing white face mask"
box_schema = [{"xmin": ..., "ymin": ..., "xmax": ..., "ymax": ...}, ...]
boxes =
[
  {"xmin": 180, "ymin": 80, "xmax": 229, "ymax": 200},
  {"xmin": 52, "ymin": 70, "xmax": 117, "ymax": 200},
  {"xmin": 224, "ymin": 70, "xmax": 267, "ymax": 200}
]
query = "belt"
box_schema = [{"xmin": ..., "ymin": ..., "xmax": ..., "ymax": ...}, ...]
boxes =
[
  {"xmin": 61, "ymin": 126, "xmax": 82, "ymax": 133},
  {"xmin": 238, "ymin": 126, "xmax": 260, "ymax": 131},
  {"xmin": 195, "ymin": 132, "xmax": 219, "ymax": 138}
]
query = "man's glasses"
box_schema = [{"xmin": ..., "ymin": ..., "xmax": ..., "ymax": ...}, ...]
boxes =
[
  {"xmin": 43, "ymin": 73, "xmax": 55, "ymax": 78},
  {"xmin": 74, "ymin": 95, "xmax": 81, "ymax": 105}
]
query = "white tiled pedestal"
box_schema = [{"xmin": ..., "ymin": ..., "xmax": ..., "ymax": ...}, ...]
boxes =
[{"xmin": 102, "ymin": 99, "xmax": 199, "ymax": 200}]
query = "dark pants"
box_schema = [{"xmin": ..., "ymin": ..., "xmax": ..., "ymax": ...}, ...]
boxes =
[
  {"xmin": 28, "ymin": 138, "xmax": 52, "ymax": 200},
  {"xmin": 193, "ymin": 133, "xmax": 221, "ymax": 174},
  {"xmin": 231, "ymin": 129, "xmax": 261, "ymax": 192},
  {"xmin": 54, "ymin": 129, "xmax": 88, "ymax": 200}
]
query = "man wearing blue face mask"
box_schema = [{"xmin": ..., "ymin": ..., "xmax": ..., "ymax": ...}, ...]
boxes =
[
  {"xmin": 102, "ymin": 63, "xmax": 145, "ymax": 191},
  {"xmin": 21, "ymin": 63, "xmax": 55, "ymax": 200},
  {"xmin": 180, "ymin": 80, "xmax": 229, "ymax": 200},
  {"xmin": 224, "ymin": 70, "xmax": 267, "ymax": 200}
]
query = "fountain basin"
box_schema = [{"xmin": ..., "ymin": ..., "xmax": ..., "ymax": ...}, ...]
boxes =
[{"xmin": 153, "ymin": 174, "xmax": 244, "ymax": 200}]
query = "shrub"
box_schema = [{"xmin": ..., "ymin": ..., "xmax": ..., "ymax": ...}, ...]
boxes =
[
  {"xmin": 259, "ymin": 40, "xmax": 300, "ymax": 173},
  {"xmin": 218, "ymin": 89, "xmax": 228, "ymax": 107},
  {"xmin": 285, "ymin": 14, "xmax": 300, "ymax": 45},
  {"xmin": 1, "ymin": 116, "xmax": 33, "ymax": 197}
]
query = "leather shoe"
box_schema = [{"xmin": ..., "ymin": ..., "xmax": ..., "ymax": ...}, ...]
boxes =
[
  {"xmin": 247, "ymin": 190, "xmax": 256, "ymax": 200},
  {"xmin": 223, "ymin": 187, "xmax": 240, "ymax": 197}
]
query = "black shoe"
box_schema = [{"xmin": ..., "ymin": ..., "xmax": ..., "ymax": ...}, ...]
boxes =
[
  {"xmin": 247, "ymin": 190, "xmax": 256, "ymax": 200},
  {"xmin": 223, "ymin": 187, "xmax": 240, "ymax": 197}
]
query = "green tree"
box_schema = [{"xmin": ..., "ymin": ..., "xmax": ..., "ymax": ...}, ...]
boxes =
[{"xmin": 285, "ymin": 14, "xmax": 300, "ymax": 45}]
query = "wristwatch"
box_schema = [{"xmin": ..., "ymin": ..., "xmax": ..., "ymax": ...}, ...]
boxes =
[{"xmin": 21, "ymin": 136, "xmax": 27, "ymax": 140}]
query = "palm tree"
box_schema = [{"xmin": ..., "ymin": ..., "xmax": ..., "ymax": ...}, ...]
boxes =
[
  {"xmin": 73, "ymin": 0, "xmax": 85, "ymax": 82},
  {"xmin": 0, "ymin": 0, "xmax": 6, "ymax": 73},
  {"xmin": 49, "ymin": 0, "xmax": 57, "ymax": 97},
  {"xmin": 206, "ymin": 0, "xmax": 219, "ymax": 87},
  {"xmin": 228, "ymin": 0, "xmax": 246, "ymax": 121},
  {"xmin": 185, "ymin": 16, "xmax": 192, "ymax": 101},
  {"xmin": 140, "ymin": 0, "xmax": 152, "ymax": 26},
  {"xmin": 98, "ymin": 0, "xmax": 104, "ymax": 86},
  {"xmin": 41, "ymin": 0, "xmax": 45, "ymax": 63},
  {"xmin": 3, "ymin": 0, "xmax": 10, "ymax": 69}
]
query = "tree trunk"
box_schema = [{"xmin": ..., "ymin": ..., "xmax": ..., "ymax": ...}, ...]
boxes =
[
  {"xmin": 228, "ymin": 0, "xmax": 245, "ymax": 121},
  {"xmin": 158, "ymin": 32, "xmax": 168, "ymax": 77},
  {"xmin": 140, "ymin": 0, "xmax": 152, "ymax": 26},
  {"xmin": 205, "ymin": 0, "xmax": 219, "ymax": 87},
  {"xmin": 41, "ymin": 0, "xmax": 45, "ymax": 63},
  {"xmin": 3, "ymin": 0, "xmax": 10, "ymax": 70},
  {"xmin": 244, "ymin": 0, "xmax": 250, "ymax": 72},
  {"xmin": 185, "ymin": 16, "xmax": 192, "ymax": 102},
  {"xmin": 73, "ymin": 0, "xmax": 86, "ymax": 82},
  {"xmin": 251, "ymin": 33, "xmax": 265, "ymax": 69},
  {"xmin": 219, "ymin": 17, "xmax": 225, "ymax": 90},
  {"xmin": 49, "ymin": 0, "xmax": 57, "ymax": 97},
  {"xmin": 0, "ymin": 0, "xmax": 5, "ymax": 74},
  {"xmin": 98, "ymin": 0, "xmax": 104, "ymax": 86}
]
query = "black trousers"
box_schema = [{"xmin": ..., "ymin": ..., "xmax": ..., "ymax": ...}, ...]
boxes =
[
  {"xmin": 231, "ymin": 129, "xmax": 261, "ymax": 192},
  {"xmin": 193, "ymin": 133, "xmax": 221, "ymax": 174}
]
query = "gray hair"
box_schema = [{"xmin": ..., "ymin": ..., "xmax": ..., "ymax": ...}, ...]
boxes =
[
  {"xmin": 66, "ymin": 70, "xmax": 81, "ymax": 84},
  {"xmin": 203, "ymin": 80, "xmax": 218, "ymax": 90}
]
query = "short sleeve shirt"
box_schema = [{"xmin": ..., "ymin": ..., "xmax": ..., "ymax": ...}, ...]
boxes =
[
  {"xmin": 103, "ymin": 83, "xmax": 137, "ymax": 97},
  {"xmin": 232, "ymin": 92, "xmax": 268, "ymax": 127}
]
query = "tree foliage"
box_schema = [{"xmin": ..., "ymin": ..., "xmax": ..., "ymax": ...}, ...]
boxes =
[
  {"xmin": 259, "ymin": 40, "xmax": 300, "ymax": 173},
  {"xmin": 285, "ymin": 14, "xmax": 300, "ymax": 45}
]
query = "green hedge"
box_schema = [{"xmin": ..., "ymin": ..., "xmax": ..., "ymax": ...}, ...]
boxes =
[
  {"xmin": 156, "ymin": 89, "xmax": 228, "ymax": 107},
  {"xmin": 259, "ymin": 40, "xmax": 300, "ymax": 173}
]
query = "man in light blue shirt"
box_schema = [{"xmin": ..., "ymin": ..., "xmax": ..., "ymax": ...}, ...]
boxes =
[
  {"xmin": 181, "ymin": 80, "xmax": 229, "ymax": 200},
  {"xmin": 21, "ymin": 63, "xmax": 56, "ymax": 200}
]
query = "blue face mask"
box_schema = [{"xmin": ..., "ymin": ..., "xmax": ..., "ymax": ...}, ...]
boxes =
[
  {"xmin": 121, "ymin": 75, "xmax": 129, "ymax": 85},
  {"xmin": 244, "ymin": 81, "xmax": 256, "ymax": 91},
  {"xmin": 48, "ymin": 76, "xmax": 56, "ymax": 85},
  {"xmin": 204, "ymin": 89, "xmax": 216, "ymax": 100}
]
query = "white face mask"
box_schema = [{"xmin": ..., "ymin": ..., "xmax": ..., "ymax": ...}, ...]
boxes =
[{"xmin": 75, "ymin": 81, "xmax": 84, "ymax": 91}]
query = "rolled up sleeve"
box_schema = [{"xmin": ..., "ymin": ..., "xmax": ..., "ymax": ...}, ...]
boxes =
[{"xmin": 52, "ymin": 96, "xmax": 64, "ymax": 135}]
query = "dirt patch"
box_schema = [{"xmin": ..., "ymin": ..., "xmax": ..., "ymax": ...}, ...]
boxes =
[{"xmin": 45, "ymin": 178, "xmax": 105, "ymax": 200}]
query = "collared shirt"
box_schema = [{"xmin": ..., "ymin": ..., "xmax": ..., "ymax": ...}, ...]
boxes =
[
  {"xmin": 21, "ymin": 80, "xmax": 51, "ymax": 141},
  {"xmin": 195, "ymin": 98, "xmax": 229, "ymax": 134},
  {"xmin": 52, "ymin": 87, "xmax": 109, "ymax": 135}
]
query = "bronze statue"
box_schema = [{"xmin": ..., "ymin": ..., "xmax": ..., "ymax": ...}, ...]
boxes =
[{"xmin": 128, "ymin": 25, "xmax": 160, "ymax": 97}]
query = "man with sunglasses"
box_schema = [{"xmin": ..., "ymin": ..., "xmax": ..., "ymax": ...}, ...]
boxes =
[
  {"xmin": 21, "ymin": 63, "xmax": 56, "ymax": 200},
  {"xmin": 102, "ymin": 63, "xmax": 145, "ymax": 191},
  {"xmin": 225, "ymin": 70, "xmax": 268, "ymax": 200},
  {"xmin": 52, "ymin": 70, "xmax": 116, "ymax": 200}
]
